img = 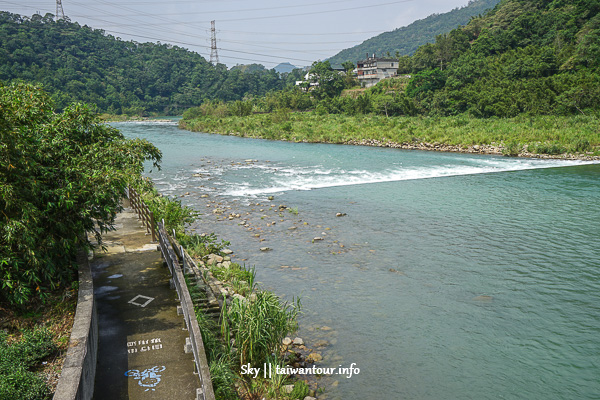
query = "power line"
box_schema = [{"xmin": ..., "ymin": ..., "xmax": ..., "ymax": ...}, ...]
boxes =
[
  {"xmin": 57, "ymin": 0, "xmax": 417, "ymax": 26},
  {"xmin": 29, "ymin": 5, "xmax": 362, "ymax": 57},
  {"xmin": 0, "ymin": 0, "xmax": 413, "ymax": 66},
  {"xmin": 102, "ymin": 28, "xmax": 317, "ymax": 64},
  {"xmin": 217, "ymin": 29, "xmax": 385, "ymax": 37},
  {"xmin": 195, "ymin": 0, "xmax": 418, "ymax": 24},
  {"xmin": 71, "ymin": 0, "xmax": 354, "ymax": 17},
  {"xmin": 1, "ymin": 1, "xmax": 393, "ymax": 36}
]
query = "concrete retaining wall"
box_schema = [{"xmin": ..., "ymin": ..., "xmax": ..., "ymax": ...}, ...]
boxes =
[{"xmin": 53, "ymin": 252, "xmax": 98, "ymax": 400}]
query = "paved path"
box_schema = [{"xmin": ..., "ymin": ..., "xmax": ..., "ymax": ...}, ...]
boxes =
[{"xmin": 91, "ymin": 201, "xmax": 199, "ymax": 399}]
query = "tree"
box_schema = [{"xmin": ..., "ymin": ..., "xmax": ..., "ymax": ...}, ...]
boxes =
[
  {"xmin": 0, "ymin": 11, "xmax": 289, "ymax": 115},
  {"xmin": 406, "ymin": 69, "xmax": 447, "ymax": 99},
  {"xmin": 342, "ymin": 61, "xmax": 355, "ymax": 75},
  {"xmin": 0, "ymin": 82, "xmax": 161, "ymax": 304},
  {"xmin": 308, "ymin": 61, "xmax": 345, "ymax": 99}
]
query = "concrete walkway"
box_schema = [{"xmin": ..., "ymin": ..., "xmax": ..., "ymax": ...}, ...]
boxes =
[{"xmin": 91, "ymin": 201, "xmax": 199, "ymax": 399}]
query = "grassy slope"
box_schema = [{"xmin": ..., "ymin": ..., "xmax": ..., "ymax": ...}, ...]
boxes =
[{"xmin": 179, "ymin": 112, "xmax": 600, "ymax": 158}]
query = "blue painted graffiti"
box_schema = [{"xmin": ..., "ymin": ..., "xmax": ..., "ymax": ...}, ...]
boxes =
[{"xmin": 125, "ymin": 366, "xmax": 166, "ymax": 392}]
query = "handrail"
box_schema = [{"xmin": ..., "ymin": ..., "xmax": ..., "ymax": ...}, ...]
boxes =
[
  {"xmin": 126, "ymin": 187, "xmax": 215, "ymax": 400},
  {"xmin": 127, "ymin": 186, "xmax": 156, "ymax": 242},
  {"xmin": 169, "ymin": 237, "xmax": 224, "ymax": 311},
  {"xmin": 157, "ymin": 220, "xmax": 215, "ymax": 400}
]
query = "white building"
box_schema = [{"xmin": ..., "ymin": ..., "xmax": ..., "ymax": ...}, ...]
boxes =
[{"xmin": 356, "ymin": 54, "xmax": 398, "ymax": 88}]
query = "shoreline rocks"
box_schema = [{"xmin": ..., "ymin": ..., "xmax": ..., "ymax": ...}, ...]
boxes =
[{"xmin": 344, "ymin": 139, "xmax": 600, "ymax": 161}]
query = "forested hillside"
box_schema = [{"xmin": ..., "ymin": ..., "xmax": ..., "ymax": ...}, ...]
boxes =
[
  {"xmin": 199, "ymin": 0, "xmax": 600, "ymax": 118},
  {"xmin": 400, "ymin": 0, "xmax": 600, "ymax": 117},
  {"xmin": 327, "ymin": 0, "xmax": 501, "ymax": 66},
  {"xmin": 0, "ymin": 12, "xmax": 297, "ymax": 115},
  {"xmin": 182, "ymin": 0, "xmax": 600, "ymax": 156}
]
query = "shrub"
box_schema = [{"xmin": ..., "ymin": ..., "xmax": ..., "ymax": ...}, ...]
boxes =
[
  {"xmin": 272, "ymin": 108, "xmax": 291, "ymax": 123},
  {"xmin": 289, "ymin": 380, "xmax": 310, "ymax": 399},
  {"xmin": 179, "ymin": 233, "xmax": 229, "ymax": 259},
  {"xmin": 140, "ymin": 187, "xmax": 197, "ymax": 236},
  {"xmin": 281, "ymin": 122, "xmax": 293, "ymax": 133},
  {"xmin": 0, "ymin": 327, "xmax": 57, "ymax": 400},
  {"xmin": 229, "ymin": 100, "xmax": 253, "ymax": 117},
  {"xmin": 570, "ymin": 137, "xmax": 591, "ymax": 153},
  {"xmin": 531, "ymin": 142, "xmax": 566, "ymax": 155},
  {"xmin": 315, "ymin": 104, "xmax": 328, "ymax": 116},
  {"xmin": 0, "ymin": 82, "xmax": 161, "ymax": 304},
  {"xmin": 182, "ymin": 106, "xmax": 203, "ymax": 120},
  {"xmin": 502, "ymin": 140, "xmax": 522, "ymax": 156}
]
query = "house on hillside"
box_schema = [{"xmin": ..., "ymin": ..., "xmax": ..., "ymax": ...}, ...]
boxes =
[
  {"xmin": 295, "ymin": 69, "xmax": 346, "ymax": 92},
  {"xmin": 295, "ymin": 72, "xmax": 320, "ymax": 91},
  {"xmin": 356, "ymin": 54, "xmax": 398, "ymax": 88}
]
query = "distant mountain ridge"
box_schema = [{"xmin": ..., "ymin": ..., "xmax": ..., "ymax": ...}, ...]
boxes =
[
  {"xmin": 274, "ymin": 62, "xmax": 299, "ymax": 73},
  {"xmin": 327, "ymin": 0, "xmax": 501, "ymax": 66}
]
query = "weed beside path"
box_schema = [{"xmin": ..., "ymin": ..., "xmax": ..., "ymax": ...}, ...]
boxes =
[{"xmin": 0, "ymin": 290, "xmax": 77, "ymax": 398}]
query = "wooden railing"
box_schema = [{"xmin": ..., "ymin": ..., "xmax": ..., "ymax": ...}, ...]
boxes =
[
  {"xmin": 126, "ymin": 187, "xmax": 215, "ymax": 400},
  {"xmin": 127, "ymin": 186, "xmax": 156, "ymax": 242},
  {"xmin": 157, "ymin": 220, "xmax": 215, "ymax": 400}
]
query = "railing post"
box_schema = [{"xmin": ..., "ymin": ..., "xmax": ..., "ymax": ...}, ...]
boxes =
[
  {"xmin": 150, "ymin": 210, "xmax": 156, "ymax": 242},
  {"xmin": 181, "ymin": 246, "xmax": 186, "ymax": 275}
]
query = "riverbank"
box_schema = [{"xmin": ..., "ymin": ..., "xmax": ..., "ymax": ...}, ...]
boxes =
[
  {"xmin": 179, "ymin": 112, "xmax": 600, "ymax": 160},
  {"xmin": 136, "ymin": 183, "xmax": 315, "ymax": 399},
  {"xmin": 99, "ymin": 113, "xmax": 175, "ymax": 123}
]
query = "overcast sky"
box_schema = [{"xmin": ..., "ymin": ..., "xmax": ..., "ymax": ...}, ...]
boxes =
[{"xmin": 1, "ymin": 0, "xmax": 472, "ymax": 68}]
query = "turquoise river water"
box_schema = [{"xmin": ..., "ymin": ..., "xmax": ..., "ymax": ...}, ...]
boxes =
[{"xmin": 115, "ymin": 121, "xmax": 600, "ymax": 400}]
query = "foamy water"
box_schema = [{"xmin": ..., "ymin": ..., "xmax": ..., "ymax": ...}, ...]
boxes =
[
  {"xmin": 117, "ymin": 121, "xmax": 600, "ymax": 400},
  {"xmin": 222, "ymin": 158, "xmax": 593, "ymax": 196}
]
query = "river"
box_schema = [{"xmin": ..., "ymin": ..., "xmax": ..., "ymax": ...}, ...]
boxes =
[{"xmin": 115, "ymin": 120, "xmax": 600, "ymax": 400}]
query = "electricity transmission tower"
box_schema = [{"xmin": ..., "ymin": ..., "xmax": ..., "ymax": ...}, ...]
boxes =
[
  {"xmin": 56, "ymin": 0, "xmax": 65, "ymax": 21},
  {"xmin": 210, "ymin": 20, "xmax": 219, "ymax": 64}
]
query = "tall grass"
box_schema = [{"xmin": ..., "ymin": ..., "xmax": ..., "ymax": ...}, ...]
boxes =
[
  {"xmin": 182, "ymin": 234, "xmax": 301, "ymax": 399},
  {"xmin": 180, "ymin": 112, "xmax": 600, "ymax": 156},
  {"xmin": 224, "ymin": 291, "xmax": 300, "ymax": 368}
]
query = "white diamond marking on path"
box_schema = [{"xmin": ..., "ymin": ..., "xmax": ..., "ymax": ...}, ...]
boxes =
[{"xmin": 128, "ymin": 295, "xmax": 155, "ymax": 308}]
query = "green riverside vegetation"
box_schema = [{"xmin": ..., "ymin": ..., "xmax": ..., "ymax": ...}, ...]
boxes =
[
  {"xmin": 181, "ymin": 0, "xmax": 600, "ymax": 157},
  {"xmin": 139, "ymin": 189, "xmax": 304, "ymax": 399},
  {"xmin": 180, "ymin": 112, "xmax": 600, "ymax": 157}
]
